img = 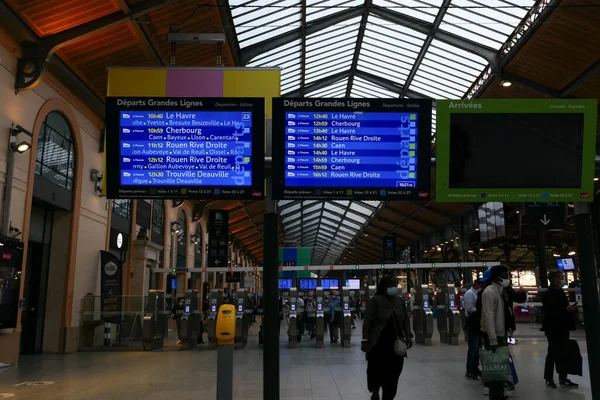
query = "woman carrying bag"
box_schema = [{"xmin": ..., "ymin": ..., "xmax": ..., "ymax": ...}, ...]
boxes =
[{"xmin": 361, "ymin": 274, "xmax": 413, "ymax": 400}]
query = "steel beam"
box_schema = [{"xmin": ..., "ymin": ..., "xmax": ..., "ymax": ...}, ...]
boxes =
[
  {"xmin": 40, "ymin": 0, "xmax": 175, "ymax": 57},
  {"xmin": 369, "ymin": 4, "xmax": 499, "ymax": 69},
  {"xmin": 300, "ymin": 0, "xmax": 307, "ymax": 97},
  {"xmin": 115, "ymin": 0, "xmax": 164, "ymax": 65},
  {"xmin": 284, "ymin": 70, "xmax": 351, "ymax": 97},
  {"xmin": 400, "ymin": 0, "xmax": 451, "ymax": 98},
  {"xmin": 560, "ymin": 58, "xmax": 600, "ymax": 98},
  {"xmin": 217, "ymin": 0, "xmax": 241, "ymax": 65},
  {"xmin": 0, "ymin": 0, "xmax": 105, "ymax": 117},
  {"xmin": 240, "ymin": 6, "xmax": 365, "ymax": 65},
  {"xmin": 346, "ymin": 0, "xmax": 371, "ymax": 97},
  {"xmin": 501, "ymin": 71, "xmax": 561, "ymax": 98},
  {"xmin": 354, "ymin": 70, "xmax": 436, "ymax": 105}
]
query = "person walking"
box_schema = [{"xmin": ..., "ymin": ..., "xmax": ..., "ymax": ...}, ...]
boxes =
[
  {"xmin": 481, "ymin": 265, "xmax": 511, "ymax": 400},
  {"xmin": 542, "ymin": 270, "xmax": 579, "ymax": 389},
  {"xmin": 361, "ymin": 274, "xmax": 412, "ymax": 400},
  {"xmin": 464, "ymin": 278, "xmax": 483, "ymax": 379}
]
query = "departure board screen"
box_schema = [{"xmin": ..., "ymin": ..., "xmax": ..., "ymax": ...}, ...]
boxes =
[
  {"xmin": 272, "ymin": 98, "xmax": 432, "ymax": 200},
  {"xmin": 105, "ymin": 97, "xmax": 265, "ymax": 200}
]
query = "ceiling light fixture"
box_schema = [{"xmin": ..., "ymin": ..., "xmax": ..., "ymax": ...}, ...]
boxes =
[
  {"xmin": 500, "ymin": 80, "xmax": 512, "ymax": 87},
  {"xmin": 568, "ymin": 251, "xmax": 576, "ymax": 256}
]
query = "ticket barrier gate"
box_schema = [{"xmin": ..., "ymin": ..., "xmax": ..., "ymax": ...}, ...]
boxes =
[
  {"xmin": 207, "ymin": 289, "xmax": 224, "ymax": 350},
  {"xmin": 438, "ymin": 286, "xmax": 461, "ymax": 345},
  {"xmin": 288, "ymin": 288, "xmax": 299, "ymax": 349},
  {"xmin": 340, "ymin": 287, "xmax": 352, "ymax": 348},
  {"xmin": 234, "ymin": 289, "xmax": 249, "ymax": 350},
  {"xmin": 143, "ymin": 290, "xmax": 167, "ymax": 351},
  {"xmin": 179, "ymin": 290, "xmax": 201, "ymax": 350},
  {"xmin": 413, "ymin": 286, "xmax": 433, "ymax": 346},
  {"xmin": 315, "ymin": 287, "xmax": 325, "ymax": 348}
]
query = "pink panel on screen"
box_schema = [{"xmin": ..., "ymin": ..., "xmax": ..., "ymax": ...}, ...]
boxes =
[{"xmin": 166, "ymin": 69, "xmax": 224, "ymax": 97}]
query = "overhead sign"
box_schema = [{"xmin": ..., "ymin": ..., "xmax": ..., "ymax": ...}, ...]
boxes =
[
  {"xmin": 435, "ymin": 99, "xmax": 597, "ymax": 202},
  {"xmin": 208, "ymin": 210, "xmax": 229, "ymax": 268},
  {"xmin": 105, "ymin": 97, "xmax": 265, "ymax": 200},
  {"xmin": 272, "ymin": 98, "xmax": 432, "ymax": 200},
  {"xmin": 382, "ymin": 235, "xmax": 397, "ymax": 263},
  {"xmin": 526, "ymin": 202, "xmax": 566, "ymax": 230}
]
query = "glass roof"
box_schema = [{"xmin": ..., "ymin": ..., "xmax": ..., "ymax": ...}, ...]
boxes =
[
  {"xmin": 229, "ymin": 0, "xmax": 540, "ymax": 263},
  {"xmin": 279, "ymin": 200, "xmax": 380, "ymax": 265}
]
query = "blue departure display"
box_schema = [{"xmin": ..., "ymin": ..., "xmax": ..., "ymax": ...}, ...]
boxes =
[
  {"xmin": 272, "ymin": 99, "xmax": 432, "ymax": 200},
  {"xmin": 284, "ymin": 112, "xmax": 418, "ymax": 187},
  {"xmin": 279, "ymin": 279, "xmax": 293, "ymax": 290},
  {"xmin": 105, "ymin": 97, "xmax": 265, "ymax": 200},
  {"xmin": 299, "ymin": 279, "xmax": 317, "ymax": 290}
]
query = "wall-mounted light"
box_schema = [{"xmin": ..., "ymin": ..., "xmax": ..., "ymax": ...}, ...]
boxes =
[
  {"xmin": 553, "ymin": 253, "xmax": 561, "ymax": 257},
  {"xmin": 171, "ymin": 221, "xmax": 181, "ymax": 234},
  {"xmin": 90, "ymin": 168, "xmax": 103, "ymax": 196},
  {"xmin": 568, "ymin": 251, "xmax": 576, "ymax": 256},
  {"xmin": 191, "ymin": 234, "xmax": 200, "ymax": 245},
  {"xmin": 500, "ymin": 80, "xmax": 512, "ymax": 87},
  {"xmin": 9, "ymin": 125, "xmax": 32, "ymax": 154}
]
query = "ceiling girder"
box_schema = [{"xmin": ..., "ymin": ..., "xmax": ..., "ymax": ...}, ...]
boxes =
[
  {"xmin": 367, "ymin": 4, "xmax": 499, "ymax": 69},
  {"xmin": 285, "ymin": 70, "xmax": 351, "ymax": 97},
  {"xmin": 217, "ymin": 0, "xmax": 241, "ymax": 65},
  {"xmin": 354, "ymin": 70, "xmax": 436, "ymax": 104},
  {"xmin": 115, "ymin": 0, "xmax": 164, "ymax": 65},
  {"xmin": 40, "ymin": 0, "xmax": 175, "ymax": 58},
  {"xmin": 399, "ymin": 0, "xmax": 451, "ymax": 98},
  {"xmin": 560, "ymin": 59, "xmax": 600, "ymax": 98},
  {"xmin": 346, "ymin": 0, "xmax": 372, "ymax": 97},
  {"xmin": 240, "ymin": 6, "xmax": 365, "ymax": 65}
]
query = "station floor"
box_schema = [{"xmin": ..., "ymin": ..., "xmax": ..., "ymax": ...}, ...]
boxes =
[{"xmin": 0, "ymin": 321, "xmax": 592, "ymax": 400}]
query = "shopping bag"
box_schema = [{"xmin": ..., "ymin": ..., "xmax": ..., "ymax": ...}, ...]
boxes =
[
  {"xmin": 567, "ymin": 339, "xmax": 583, "ymax": 377},
  {"xmin": 480, "ymin": 347, "xmax": 514, "ymax": 385},
  {"xmin": 509, "ymin": 352, "xmax": 519, "ymax": 385}
]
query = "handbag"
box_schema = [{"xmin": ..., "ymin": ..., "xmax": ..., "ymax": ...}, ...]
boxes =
[
  {"xmin": 391, "ymin": 311, "xmax": 408, "ymax": 357},
  {"xmin": 480, "ymin": 347, "xmax": 514, "ymax": 385}
]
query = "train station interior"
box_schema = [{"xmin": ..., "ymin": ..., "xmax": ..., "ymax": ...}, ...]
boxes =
[{"xmin": 0, "ymin": 0, "xmax": 599, "ymax": 399}]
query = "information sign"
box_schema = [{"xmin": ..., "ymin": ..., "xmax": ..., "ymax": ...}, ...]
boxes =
[
  {"xmin": 105, "ymin": 97, "xmax": 265, "ymax": 199},
  {"xmin": 272, "ymin": 98, "xmax": 432, "ymax": 200}
]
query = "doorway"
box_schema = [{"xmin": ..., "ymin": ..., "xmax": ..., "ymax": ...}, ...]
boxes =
[{"xmin": 21, "ymin": 205, "xmax": 53, "ymax": 354}]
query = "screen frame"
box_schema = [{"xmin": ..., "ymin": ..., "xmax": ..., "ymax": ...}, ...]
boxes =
[
  {"xmin": 556, "ymin": 258, "xmax": 576, "ymax": 271},
  {"xmin": 435, "ymin": 99, "xmax": 597, "ymax": 203},
  {"xmin": 105, "ymin": 96, "xmax": 265, "ymax": 200},
  {"xmin": 272, "ymin": 98, "xmax": 432, "ymax": 200}
]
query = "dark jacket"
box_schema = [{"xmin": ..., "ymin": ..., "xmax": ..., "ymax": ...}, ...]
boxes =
[
  {"xmin": 364, "ymin": 294, "xmax": 411, "ymax": 356},
  {"xmin": 505, "ymin": 286, "xmax": 527, "ymax": 332},
  {"xmin": 541, "ymin": 286, "xmax": 575, "ymax": 332}
]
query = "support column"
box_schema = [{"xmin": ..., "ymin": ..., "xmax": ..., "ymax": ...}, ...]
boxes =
[
  {"xmin": 263, "ymin": 212, "xmax": 280, "ymax": 400},
  {"xmin": 537, "ymin": 231, "xmax": 549, "ymax": 288},
  {"xmin": 574, "ymin": 203, "xmax": 600, "ymax": 399}
]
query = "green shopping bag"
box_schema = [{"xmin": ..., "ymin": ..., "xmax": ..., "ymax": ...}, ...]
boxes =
[{"xmin": 480, "ymin": 347, "xmax": 514, "ymax": 385}]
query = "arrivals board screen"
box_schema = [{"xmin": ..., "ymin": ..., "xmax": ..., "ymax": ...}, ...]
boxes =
[
  {"xmin": 435, "ymin": 99, "xmax": 597, "ymax": 202},
  {"xmin": 105, "ymin": 97, "xmax": 265, "ymax": 200},
  {"xmin": 279, "ymin": 279, "xmax": 293, "ymax": 290},
  {"xmin": 272, "ymin": 99, "xmax": 432, "ymax": 200}
]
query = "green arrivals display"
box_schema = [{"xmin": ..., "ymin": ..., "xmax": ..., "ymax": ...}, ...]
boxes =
[{"xmin": 435, "ymin": 99, "xmax": 598, "ymax": 203}]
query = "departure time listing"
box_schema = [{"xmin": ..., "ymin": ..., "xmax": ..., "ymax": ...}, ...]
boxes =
[
  {"xmin": 119, "ymin": 111, "xmax": 253, "ymax": 187},
  {"xmin": 284, "ymin": 111, "xmax": 419, "ymax": 189}
]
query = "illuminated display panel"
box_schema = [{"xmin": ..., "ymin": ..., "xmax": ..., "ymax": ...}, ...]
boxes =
[
  {"xmin": 106, "ymin": 97, "xmax": 265, "ymax": 199},
  {"xmin": 272, "ymin": 98, "xmax": 432, "ymax": 200}
]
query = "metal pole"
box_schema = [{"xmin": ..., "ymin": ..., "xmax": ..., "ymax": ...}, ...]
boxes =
[
  {"xmin": 263, "ymin": 211, "xmax": 279, "ymax": 400},
  {"xmin": 537, "ymin": 231, "xmax": 549, "ymax": 288},
  {"xmin": 216, "ymin": 345, "xmax": 234, "ymax": 400},
  {"xmin": 1, "ymin": 147, "xmax": 14, "ymax": 236},
  {"xmin": 573, "ymin": 203, "xmax": 600, "ymax": 399}
]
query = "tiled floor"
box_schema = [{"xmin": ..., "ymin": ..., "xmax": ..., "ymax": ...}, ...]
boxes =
[{"xmin": 0, "ymin": 321, "xmax": 593, "ymax": 400}]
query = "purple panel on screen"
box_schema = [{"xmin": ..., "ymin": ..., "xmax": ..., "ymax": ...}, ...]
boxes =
[{"xmin": 166, "ymin": 69, "xmax": 224, "ymax": 97}]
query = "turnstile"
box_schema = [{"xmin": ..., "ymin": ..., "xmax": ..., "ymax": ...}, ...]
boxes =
[
  {"xmin": 287, "ymin": 288, "xmax": 299, "ymax": 349},
  {"xmin": 340, "ymin": 287, "xmax": 352, "ymax": 348},
  {"xmin": 315, "ymin": 287, "xmax": 325, "ymax": 348},
  {"xmin": 234, "ymin": 289, "xmax": 249, "ymax": 349},
  {"xmin": 179, "ymin": 290, "xmax": 201, "ymax": 350},
  {"xmin": 143, "ymin": 290, "xmax": 167, "ymax": 351},
  {"xmin": 207, "ymin": 288, "xmax": 223, "ymax": 350},
  {"xmin": 438, "ymin": 286, "xmax": 461, "ymax": 345},
  {"xmin": 413, "ymin": 285, "xmax": 434, "ymax": 346}
]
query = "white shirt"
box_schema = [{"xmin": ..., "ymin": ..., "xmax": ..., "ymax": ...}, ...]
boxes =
[
  {"xmin": 464, "ymin": 287, "xmax": 479, "ymax": 316},
  {"xmin": 296, "ymin": 298, "xmax": 305, "ymax": 313}
]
